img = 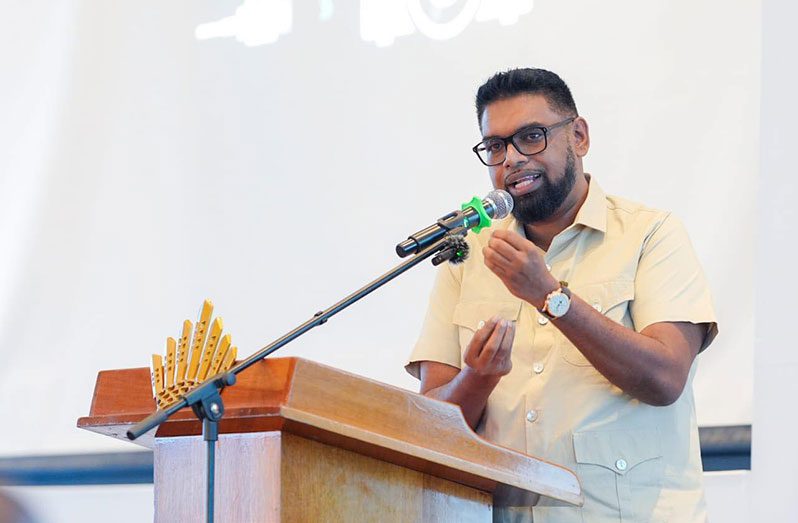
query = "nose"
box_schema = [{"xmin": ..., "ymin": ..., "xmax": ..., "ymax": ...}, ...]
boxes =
[{"xmin": 503, "ymin": 142, "xmax": 528, "ymax": 168}]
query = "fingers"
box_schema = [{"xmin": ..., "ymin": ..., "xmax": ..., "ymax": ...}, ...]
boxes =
[
  {"xmin": 485, "ymin": 230, "xmax": 545, "ymax": 264},
  {"xmin": 477, "ymin": 319, "xmax": 507, "ymax": 362},
  {"xmin": 492, "ymin": 229, "xmax": 536, "ymax": 251},
  {"xmin": 483, "ymin": 232, "xmax": 531, "ymax": 277},
  {"xmin": 463, "ymin": 315, "xmax": 516, "ymax": 377},
  {"xmin": 464, "ymin": 316, "xmax": 501, "ymax": 363},
  {"xmin": 478, "ymin": 318, "xmax": 515, "ymax": 368},
  {"xmin": 483, "ymin": 242, "xmax": 515, "ymax": 280},
  {"xmin": 483, "ymin": 251, "xmax": 509, "ymax": 278},
  {"xmin": 495, "ymin": 320, "xmax": 516, "ymax": 366},
  {"xmin": 487, "ymin": 235, "xmax": 521, "ymax": 261},
  {"xmin": 483, "ymin": 244, "xmax": 514, "ymax": 267}
]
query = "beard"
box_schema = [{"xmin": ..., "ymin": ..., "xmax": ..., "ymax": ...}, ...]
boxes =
[{"xmin": 511, "ymin": 148, "xmax": 577, "ymax": 224}]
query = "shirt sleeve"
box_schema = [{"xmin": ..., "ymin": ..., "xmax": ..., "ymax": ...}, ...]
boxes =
[
  {"xmin": 405, "ymin": 260, "xmax": 464, "ymax": 380},
  {"xmin": 629, "ymin": 213, "xmax": 718, "ymax": 351}
]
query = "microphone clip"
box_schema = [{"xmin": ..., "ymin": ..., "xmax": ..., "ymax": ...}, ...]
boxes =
[{"xmin": 431, "ymin": 230, "xmax": 470, "ymax": 266}]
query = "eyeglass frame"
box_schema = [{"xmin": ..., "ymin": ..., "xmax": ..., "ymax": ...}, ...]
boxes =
[{"xmin": 471, "ymin": 116, "xmax": 577, "ymax": 167}]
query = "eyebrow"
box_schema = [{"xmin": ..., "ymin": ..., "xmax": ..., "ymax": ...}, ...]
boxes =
[{"xmin": 481, "ymin": 121, "xmax": 546, "ymax": 140}]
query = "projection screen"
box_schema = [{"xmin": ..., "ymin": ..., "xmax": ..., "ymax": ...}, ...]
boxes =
[{"xmin": 0, "ymin": 0, "xmax": 758, "ymax": 455}]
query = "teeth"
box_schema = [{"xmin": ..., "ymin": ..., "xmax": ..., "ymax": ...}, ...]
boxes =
[{"xmin": 511, "ymin": 174, "xmax": 541, "ymax": 189}]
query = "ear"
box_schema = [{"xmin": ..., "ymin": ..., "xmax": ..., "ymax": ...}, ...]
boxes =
[{"xmin": 572, "ymin": 117, "xmax": 590, "ymax": 157}]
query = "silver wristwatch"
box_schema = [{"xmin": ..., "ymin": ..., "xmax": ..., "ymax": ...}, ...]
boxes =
[{"xmin": 540, "ymin": 282, "xmax": 572, "ymax": 319}]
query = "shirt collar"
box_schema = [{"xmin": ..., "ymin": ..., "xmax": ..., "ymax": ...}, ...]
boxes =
[
  {"xmin": 505, "ymin": 174, "xmax": 608, "ymax": 236},
  {"xmin": 572, "ymin": 174, "xmax": 607, "ymax": 233}
]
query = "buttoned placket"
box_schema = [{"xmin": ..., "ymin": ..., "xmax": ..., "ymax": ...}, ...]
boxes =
[
  {"xmin": 518, "ymin": 222, "xmax": 580, "ymax": 451},
  {"xmin": 523, "ymin": 298, "xmax": 557, "ymax": 439}
]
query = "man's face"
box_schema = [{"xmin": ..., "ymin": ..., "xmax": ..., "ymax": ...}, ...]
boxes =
[{"xmin": 479, "ymin": 94, "xmax": 581, "ymax": 224}]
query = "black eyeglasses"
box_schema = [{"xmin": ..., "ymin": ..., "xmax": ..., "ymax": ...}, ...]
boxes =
[{"xmin": 472, "ymin": 116, "xmax": 576, "ymax": 166}]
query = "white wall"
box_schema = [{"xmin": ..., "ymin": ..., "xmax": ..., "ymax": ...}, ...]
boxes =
[
  {"xmin": 749, "ymin": 0, "xmax": 798, "ymax": 521},
  {"xmin": 0, "ymin": 0, "xmax": 759, "ymax": 459},
  {"xmin": 10, "ymin": 2, "xmax": 794, "ymax": 522}
]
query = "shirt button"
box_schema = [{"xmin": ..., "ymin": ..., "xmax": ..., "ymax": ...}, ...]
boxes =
[
  {"xmin": 537, "ymin": 316, "xmax": 549, "ymax": 326},
  {"xmin": 615, "ymin": 459, "xmax": 628, "ymax": 471},
  {"xmin": 526, "ymin": 410, "xmax": 538, "ymax": 423},
  {"xmin": 533, "ymin": 362, "xmax": 544, "ymax": 374},
  {"xmin": 592, "ymin": 302, "xmax": 603, "ymax": 313}
]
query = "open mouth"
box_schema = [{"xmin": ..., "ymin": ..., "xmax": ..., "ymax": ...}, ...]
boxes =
[{"xmin": 507, "ymin": 172, "xmax": 543, "ymax": 193}]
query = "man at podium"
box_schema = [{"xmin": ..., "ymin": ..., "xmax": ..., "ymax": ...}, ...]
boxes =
[{"xmin": 406, "ymin": 68, "xmax": 717, "ymax": 522}]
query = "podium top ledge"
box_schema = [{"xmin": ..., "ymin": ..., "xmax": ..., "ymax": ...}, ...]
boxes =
[{"xmin": 77, "ymin": 357, "xmax": 581, "ymax": 506}]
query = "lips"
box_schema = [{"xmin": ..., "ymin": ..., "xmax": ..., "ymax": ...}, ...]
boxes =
[{"xmin": 505, "ymin": 171, "xmax": 543, "ymax": 195}]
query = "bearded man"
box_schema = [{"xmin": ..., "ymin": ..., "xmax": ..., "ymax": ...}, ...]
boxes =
[{"xmin": 406, "ymin": 68, "xmax": 717, "ymax": 522}]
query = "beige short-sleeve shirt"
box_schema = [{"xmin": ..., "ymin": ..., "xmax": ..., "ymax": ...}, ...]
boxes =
[{"xmin": 407, "ymin": 176, "xmax": 717, "ymax": 523}]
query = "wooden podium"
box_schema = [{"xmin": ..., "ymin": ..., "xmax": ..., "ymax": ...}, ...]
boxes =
[{"xmin": 78, "ymin": 357, "xmax": 581, "ymax": 522}]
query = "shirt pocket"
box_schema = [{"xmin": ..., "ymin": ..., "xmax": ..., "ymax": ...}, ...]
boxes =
[
  {"xmin": 573, "ymin": 429, "xmax": 667, "ymax": 522},
  {"xmin": 452, "ymin": 301, "xmax": 522, "ymax": 353},
  {"xmin": 560, "ymin": 281, "xmax": 635, "ymax": 367}
]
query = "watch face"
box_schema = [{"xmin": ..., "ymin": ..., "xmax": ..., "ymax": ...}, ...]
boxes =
[{"xmin": 548, "ymin": 293, "xmax": 570, "ymax": 317}]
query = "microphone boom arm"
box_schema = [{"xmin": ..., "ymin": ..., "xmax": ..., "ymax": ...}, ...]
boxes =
[{"xmin": 127, "ymin": 231, "xmax": 465, "ymax": 442}]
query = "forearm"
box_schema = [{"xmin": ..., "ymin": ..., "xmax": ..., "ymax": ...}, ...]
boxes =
[
  {"xmin": 553, "ymin": 294, "xmax": 690, "ymax": 405},
  {"xmin": 482, "ymin": 229, "xmax": 702, "ymax": 406},
  {"xmin": 424, "ymin": 366, "xmax": 501, "ymax": 430}
]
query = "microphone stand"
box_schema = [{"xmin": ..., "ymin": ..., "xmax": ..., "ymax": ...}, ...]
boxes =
[{"xmin": 126, "ymin": 230, "xmax": 467, "ymax": 523}]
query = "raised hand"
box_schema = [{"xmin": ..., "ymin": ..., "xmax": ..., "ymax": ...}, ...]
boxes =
[
  {"xmin": 463, "ymin": 316, "xmax": 516, "ymax": 380},
  {"xmin": 483, "ymin": 229, "xmax": 560, "ymax": 308}
]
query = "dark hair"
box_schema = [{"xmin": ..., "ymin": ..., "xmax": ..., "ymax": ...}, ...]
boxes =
[{"xmin": 475, "ymin": 68, "xmax": 578, "ymax": 125}]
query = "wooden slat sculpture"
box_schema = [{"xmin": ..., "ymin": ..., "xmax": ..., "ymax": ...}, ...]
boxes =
[{"xmin": 150, "ymin": 300, "xmax": 237, "ymax": 408}]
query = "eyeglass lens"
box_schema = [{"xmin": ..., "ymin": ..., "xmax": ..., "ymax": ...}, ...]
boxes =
[{"xmin": 477, "ymin": 127, "xmax": 547, "ymax": 165}]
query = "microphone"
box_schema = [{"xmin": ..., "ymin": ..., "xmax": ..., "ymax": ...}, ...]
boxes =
[
  {"xmin": 395, "ymin": 189, "xmax": 514, "ymax": 258},
  {"xmin": 431, "ymin": 234, "xmax": 470, "ymax": 266}
]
